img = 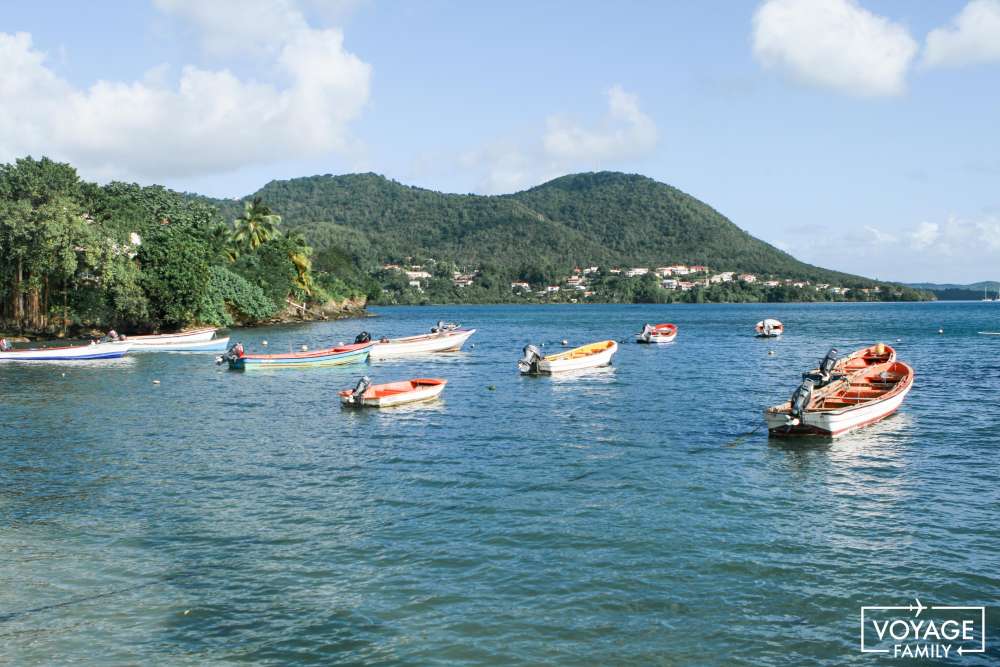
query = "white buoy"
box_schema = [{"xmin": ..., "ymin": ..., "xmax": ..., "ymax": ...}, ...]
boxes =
[
  {"xmin": 61, "ymin": 372, "xmax": 66, "ymax": 377},
  {"xmin": 938, "ymin": 328, "xmax": 944, "ymax": 335},
  {"xmin": 768, "ymin": 350, "xmax": 775, "ymax": 356},
  {"xmin": 301, "ymin": 344, "xmax": 308, "ymax": 351},
  {"xmin": 262, "ymin": 340, "xmax": 268, "ymax": 346},
  {"xmin": 153, "ymin": 380, "xmax": 160, "ymax": 384},
  {"xmin": 561, "ymin": 339, "xmax": 569, "ymax": 346}
]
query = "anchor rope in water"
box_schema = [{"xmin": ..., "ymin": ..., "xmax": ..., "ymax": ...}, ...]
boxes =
[{"xmin": 0, "ymin": 573, "xmax": 184, "ymax": 624}]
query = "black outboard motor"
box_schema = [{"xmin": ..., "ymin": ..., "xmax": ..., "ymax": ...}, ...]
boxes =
[
  {"xmin": 518, "ymin": 344, "xmax": 543, "ymax": 374},
  {"xmin": 638, "ymin": 323, "xmax": 655, "ymax": 343},
  {"xmin": 216, "ymin": 342, "xmax": 244, "ymax": 365},
  {"xmin": 431, "ymin": 320, "xmax": 458, "ymax": 333},
  {"xmin": 345, "ymin": 376, "xmax": 372, "ymax": 405},
  {"xmin": 789, "ymin": 378, "xmax": 815, "ymax": 421},
  {"xmin": 354, "ymin": 331, "xmax": 372, "ymax": 344},
  {"xmin": 803, "ymin": 347, "xmax": 840, "ymax": 386}
]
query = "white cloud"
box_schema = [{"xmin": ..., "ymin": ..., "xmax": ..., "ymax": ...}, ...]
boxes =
[
  {"xmin": 752, "ymin": 0, "xmax": 918, "ymax": 96},
  {"xmin": 0, "ymin": 1, "xmax": 371, "ymax": 182},
  {"xmin": 864, "ymin": 226, "xmax": 898, "ymax": 243},
  {"xmin": 779, "ymin": 215, "xmax": 1000, "ymax": 282},
  {"xmin": 924, "ymin": 0, "xmax": 1000, "ymax": 67},
  {"xmin": 543, "ymin": 86, "xmax": 659, "ymax": 163},
  {"xmin": 909, "ymin": 221, "xmax": 939, "ymax": 249},
  {"xmin": 454, "ymin": 85, "xmax": 659, "ymax": 194}
]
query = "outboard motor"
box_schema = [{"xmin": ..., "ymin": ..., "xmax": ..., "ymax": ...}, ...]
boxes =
[
  {"xmin": 788, "ymin": 378, "xmax": 815, "ymax": 422},
  {"xmin": 431, "ymin": 320, "xmax": 458, "ymax": 333},
  {"xmin": 354, "ymin": 331, "xmax": 372, "ymax": 344},
  {"xmin": 0, "ymin": 338, "xmax": 10, "ymax": 352},
  {"xmin": 216, "ymin": 342, "xmax": 245, "ymax": 365},
  {"xmin": 345, "ymin": 376, "xmax": 372, "ymax": 405},
  {"xmin": 518, "ymin": 344, "xmax": 543, "ymax": 374},
  {"xmin": 639, "ymin": 323, "xmax": 655, "ymax": 343},
  {"xmin": 803, "ymin": 348, "xmax": 840, "ymax": 386}
]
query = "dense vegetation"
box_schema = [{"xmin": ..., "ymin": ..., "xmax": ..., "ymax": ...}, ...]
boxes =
[
  {"xmin": 907, "ymin": 282, "xmax": 999, "ymax": 301},
  {"xmin": 201, "ymin": 171, "xmax": 931, "ymax": 304},
  {"xmin": 0, "ymin": 157, "xmax": 361, "ymax": 335}
]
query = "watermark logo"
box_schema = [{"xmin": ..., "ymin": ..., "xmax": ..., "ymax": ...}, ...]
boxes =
[{"xmin": 861, "ymin": 598, "xmax": 987, "ymax": 659}]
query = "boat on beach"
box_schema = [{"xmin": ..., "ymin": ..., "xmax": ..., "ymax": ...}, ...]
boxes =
[
  {"xmin": 218, "ymin": 340, "xmax": 373, "ymax": 370},
  {"xmin": 764, "ymin": 344, "xmax": 913, "ymax": 437},
  {"xmin": 367, "ymin": 322, "xmax": 476, "ymax": 360},
  {"xmin": 636, "ymin": 322, "xmax": 677, "ymax": 344},
  {"xmin": 339, "ymin": 376, "xmax": 447, "ymax": 407},
  {"xmin": 755, "ymin": 319, "xmax": 784, "ymax": 337},
  {"xmin": 0, "ymin": 340, "xmax": 131, "ymax": 361},
  {"xmin": 126, "ymin": 327, "xmax": 229, "ymax": 352},
  {"xmin": 518, "ymin": 340, "xmax": 618, "ymax": 375}
]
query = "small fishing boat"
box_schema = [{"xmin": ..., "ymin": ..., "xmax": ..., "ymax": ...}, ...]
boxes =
[
  {"xmin": 218, "ymin": 340, "xmax": 373, "ymax": 370},
  {"xmin": 636, "ymin": 322, "xmax": 677, "ymax": 344},
  {"xmin": 367, "ymin": 322, "xmax": 476, "ymax": 360},
  {"xmin": 518, "ymin": 340, "xmax": 618, "ymax": 375},
  {"xmin": 755, "ymin": 319, "xmax": 784, "ymax": 337},
  {"xmin": 126, "ymin": 327, "xmax": 228, "ymax": 352},
  {"xmin": 339, "ymin": 376, "xmax": 447, "ymax": 407},
  {"xmin": 764, "ymin": 344, "xmax": 914, "ymax": 437},
  {"xmin": 0, "ymin": 340, "xmax": 131, "ymax": 361}
]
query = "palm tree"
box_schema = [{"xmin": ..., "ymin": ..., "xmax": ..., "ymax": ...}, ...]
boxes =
[
  {"xmin": 232, "ymin": 197, "xmax": 280, "ymax": 252},
  {"xmin": 286, "ymin": 233, "xmax": 315, "ymax": 296}
]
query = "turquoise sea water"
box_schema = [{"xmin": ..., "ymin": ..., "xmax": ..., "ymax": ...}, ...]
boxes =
[{"xmin": 1, "ymin": 302, "xmax": 998, "ymax": 665}]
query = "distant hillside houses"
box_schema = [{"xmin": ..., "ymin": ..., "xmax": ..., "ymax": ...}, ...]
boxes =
[{"xmin": 499, "ymin": 263, "xmax": 865, "ymax": 298}]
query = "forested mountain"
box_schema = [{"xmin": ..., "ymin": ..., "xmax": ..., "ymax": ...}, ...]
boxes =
[{"xmin": 203, "ymin": 171, "xmax": 895, "ymax": 289}]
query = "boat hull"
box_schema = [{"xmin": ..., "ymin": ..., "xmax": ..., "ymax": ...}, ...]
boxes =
[
  {"xmin": 766, "ymin": 380, "xmax": 912, "ymax": 436},
  {"xmin": 130, "ymin": 336, "xmax": 229, "ymax": 352},
  {"xmin": 128, "ymin": 327, "xmax": 218, "ymax": 346},
  {"xmin": 369, "ymin": 329, "xmax": 475, "ymax": 360},
  {"xmin": 228, "ymin": 343, "xmax": 372, "ymax": 370},
  {"xmin": 340, "ymin": 379, "xmax": 446, "ymax": 407},
  {"xmin": 534, "ymin": 341, "xmax": 618, "ymax": 374},
  {"xmin": 0, "ymin": 341, "xmax": 131, "ymax": 361},
  {"xmin": 636, "ymin": 332, "xmax": 676, "ymax": 344}
]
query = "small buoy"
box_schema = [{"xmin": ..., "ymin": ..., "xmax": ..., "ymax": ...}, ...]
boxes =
[
  {"xmin": 153, "ymin": 380, "xmax": 160, "ymax": 385},
  {"xmin": 938, "ymin": 328, "xmax": 944, "ymax": 335},
  {"xmin": 896, "ymin": 338, "xmax": 902, "ymax": 342},
  {"xmin": 61, "ymin": 372, "xmax": 66, "ymax": 377},
  {"xmin": 301, "ymin": 345, "xmax": 309, "ymax": 351},
  {"xmin": 183, "ymin": 609, "xmax": 191, "ymax": 616},
  {"xmin": 487, "ymin": 385, "xmax": 496, "ymax": 391},
  {"xmin": 768, "ymin": 350, "xmax": 775, "ymax": 356},
  {"xmin": 561, "ymin": 339, "xmax": 569, "ymax": 346},
  {"xmin": 262, "ymin": 340, "xmax": 268, "ymax": 346},
  {"xmin": 470, "ymin": 344, "xmax": 475, "ymax": 349}
]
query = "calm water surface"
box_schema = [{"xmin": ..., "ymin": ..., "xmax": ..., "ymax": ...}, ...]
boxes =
[{"xmin": 1, "ymin": 303, "xmax": 998, "ymax": 665}]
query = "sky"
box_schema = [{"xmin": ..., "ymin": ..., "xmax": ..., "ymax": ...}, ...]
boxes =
[{"xmin": 1, "ymin": 0, "xmax": 998, "ymax": 283}]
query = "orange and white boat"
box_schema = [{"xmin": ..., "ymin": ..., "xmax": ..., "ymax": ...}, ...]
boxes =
[
  {"xmin": 755, "ymin": 319, "xmax": 783, "ymax": 337},
  {"xmin": 340, "ymin": 377, "xmax": 447, "ymax": 407},
  {"xmin": 636, "ymin": 323, "xmax": 677, "ymax": 344},
  {"xmin": 765, "ymin": 344, "xmax": 913, "ymax": 437},
  {"xmin": 518, "ymin": 340, "xmax": 617, "ymax": 375}
]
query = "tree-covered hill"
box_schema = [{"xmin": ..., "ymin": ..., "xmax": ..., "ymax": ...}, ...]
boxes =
[{"xmin": 203, "ymin": 171, "xmax": 898, "ymax": 289}]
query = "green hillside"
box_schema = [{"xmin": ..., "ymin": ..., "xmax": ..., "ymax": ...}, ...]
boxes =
[{"xmin": 205, "ymin": 171, "xmax": 893, "ymax": 288}]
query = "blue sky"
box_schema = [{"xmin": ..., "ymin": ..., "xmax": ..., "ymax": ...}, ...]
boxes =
[{"xmin": 1, "ymin": 0, "xmax": 998, "ymax": 282}]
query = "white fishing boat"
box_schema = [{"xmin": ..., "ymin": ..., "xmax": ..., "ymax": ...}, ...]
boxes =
[
  {"xmin": 518, "ymin": 340, "xmax": 618, "ymax": 375},
  {"xmin": 367, "ymin": 322, "xmax": 475, "ymax": 360},
  {"xmin": 0, "ymin": 340, "xmax": 131, "ymax": 361},
  {"xmin": 636, "ymin": 322, "xmax": 677, "ymax": 344},
  {"xmin": 339, "ymin": 377, "xmax": 447, "ymax": 407},
  {"xmin": 755, "ymin": 319, "xmax": 784, "ymax": 337},
  {"xmin": 764, "ymin": 344, "xmax": 913, "ymax": 437},
  {"xmin": 126, "ymin": 327, "xmax": 227, "ymax": 351}
]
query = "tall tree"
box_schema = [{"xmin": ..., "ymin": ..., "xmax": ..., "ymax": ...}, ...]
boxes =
[{"xmin": 232, "ymin": 196, "xmax": 280, "ymax": 252}]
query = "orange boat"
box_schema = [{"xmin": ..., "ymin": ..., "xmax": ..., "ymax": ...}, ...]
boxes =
[
  {"xmin": 340, "ymin": 377, "xmax": 447, "ymax": 407},
  {"xmin": 636, "ymin": 323, "xmax": 677, "ymax": 344},
  {"xmin": 765, "ymin": 344, "xmax": 913, "ymax": 437}
]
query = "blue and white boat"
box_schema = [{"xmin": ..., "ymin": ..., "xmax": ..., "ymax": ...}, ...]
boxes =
[
  {"xmin": 0, "ymin": 341, "xmax": 131, "ymax": 361},
  {"xmin": 126, "ymin": 327, "xmax": 228, "ymax": 352}
]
